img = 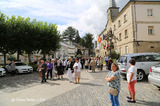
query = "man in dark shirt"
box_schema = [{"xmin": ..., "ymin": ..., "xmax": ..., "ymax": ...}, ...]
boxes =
[
  {"xmin": 80, "ymin": 57, "xmax": 85, "ymax": 69},
  {"xmin": 39, "ymin": 59, "xmax": 47, "ymax": 83}
]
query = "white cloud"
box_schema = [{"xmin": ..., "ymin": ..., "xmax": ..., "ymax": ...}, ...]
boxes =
[{"xmin": 0, "ymin": 0, "xmax": 127, "ymax": 41}]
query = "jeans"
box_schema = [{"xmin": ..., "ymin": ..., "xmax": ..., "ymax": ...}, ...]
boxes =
[{"xmin": 109, "ymin": 92, "xmax": 119, "ymax": 106}]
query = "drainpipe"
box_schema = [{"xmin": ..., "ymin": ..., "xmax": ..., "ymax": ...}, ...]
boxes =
[{"xmin": 134, "ymin": 1, "xmax": 138, "ymax": 53}]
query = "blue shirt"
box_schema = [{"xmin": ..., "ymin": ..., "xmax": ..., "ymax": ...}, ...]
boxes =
[{"xmin": 107, "ymin": 71, "xmax": 121, "ymax": 91}]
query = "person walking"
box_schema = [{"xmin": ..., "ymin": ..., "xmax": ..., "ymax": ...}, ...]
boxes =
[
  {"xmin": 108, "ymin": 58, "xmax": 113, "ymax": 70},
  {"xmin": 127, "ymin": 59, "xmax": 137, "ymax": 103},
  {"xmin": 51, "ymin": 59, "xmax": 56, "ymax": 79},
  {"xmin": 105, "ymin": 63, "xmax": 121, "ymax": 106},
  {"xmin": 100, "ymin": 57, "xmax": 104, "ymax": 71},
  {"xmin": 97, "ymin": 57, "xmax": 101, "ymax": 71},
  {"xmin": 105, "ymin": 55, "xmax": 109, "ymax": 69},
  {"xmin": 56, "ymin": 60, "xmax": 63, "ymax": 79},
  {"xmin": 66, "ymin": 57, "xmax": 74, "ymax": 83},
  {"xmin": 85, "ymin": 58, "xmax": 89, "ymax": 72},
  {"xmin": 11, "ymin": 61, "xmax": 16, "ymax": 76},
  {"xmin": 90, "ymin": 57, "xmax": 96, "ymax": 72},
  {"xmin": 36, "ymin": 60, "xmax": 42, "ymax": 78},
  {"xmin": 73, "ymin": 58, "xmax": 82, "ymax": 84},
  {"xmin": 47, "ymin": 60, "xmax": 53, "ymax": 80},
  {"xmin": 80, "ymin": 57, "xmax": 85, "ymax": 69},
  {"xmin": 39, "ymin": 59, "xmax": 47, "ymax": 83}
]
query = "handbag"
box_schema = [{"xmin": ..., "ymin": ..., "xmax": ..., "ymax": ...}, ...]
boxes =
[
  {"xmin": 107, "ymin": 86, "xmax": 118, "ymax": 96},
  {"xmin": 71, "ymin": 70, "xmax": 74, "ymax": 73}
]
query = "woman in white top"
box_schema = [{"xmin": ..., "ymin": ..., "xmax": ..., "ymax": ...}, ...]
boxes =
[
  {"xmin": 73, "ymin": 58, "xmax": 82, "ymax": 84},
  {"xmin": 66, "ymin": 57, "xmax": 74, "ymax": 83},
  {"xmin": 127, "ymin": 58, "xmax": 137, "ymax": 103}
]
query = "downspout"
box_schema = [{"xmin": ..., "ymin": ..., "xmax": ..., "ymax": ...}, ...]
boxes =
[{"xmin": 133, "ymin": 1, "xmax": 138, "ymax": 53}]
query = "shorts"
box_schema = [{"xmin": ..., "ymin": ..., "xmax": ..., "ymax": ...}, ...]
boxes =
[
  {"xmin": 128, "ymin": 80, "xmax": 136, "ymax": 93},
  {"xmin": 75, "ymin": 71, "xmax": 81, "ymax": 78}
]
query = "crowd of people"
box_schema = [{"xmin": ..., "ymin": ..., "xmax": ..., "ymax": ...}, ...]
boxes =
[
  {"xmin": 36, "ymin": 55, "xmax": 113, "ymax": 84},
  {"xmin": 36, "ymin": 56, "xmax": 137, "ymax": 105}
]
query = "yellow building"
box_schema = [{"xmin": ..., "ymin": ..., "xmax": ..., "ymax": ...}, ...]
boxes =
[{"xmin": 99, "ymin": 0, "xmax": 160, "ymax": 57}]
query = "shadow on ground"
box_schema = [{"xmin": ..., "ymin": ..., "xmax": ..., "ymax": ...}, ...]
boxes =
[
  {"xmin": 80, "ymin": 82, "xmax": 103, "ymax": 87},
  {"xmin": 136, "ymin": 100, "xmax": 160, "ymax": 106}
]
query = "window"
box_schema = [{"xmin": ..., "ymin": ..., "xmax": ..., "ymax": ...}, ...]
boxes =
[
  {"xmin": 118, "ymin": 20, "xmax": 121, "ymax": 27},
  {"xmin": 147, "ymin": 9, "xmax": 153, "ymax": 16},
  {"xmin": 25, "ymin": 57, "xmax": 27, "ymax": 63},
  {"xmin": 148, "ymin": 26, "xmax": 154, "ymax": 35},
  {"xmin": 1, "ymin": 56, "xmax": 4, "ymax": 63},
  {"xmin": 118, "ymin": 56, "xmax": 127, "ymax": 63},
  {"xmin": 153, "ymin": 55, "xmax": 160, "ymax": 61},
  {"xmin": 125, "ymin": 46, "xmax": 128, "ymax": 54},
  {"xmin": 119, "ymin": 33, "xmax": 122, "ymax": 41},
  {"xmin": 31, "ymin": 57, "xmax": 33, "ymax": 62},
  {"xmin": 120, "ymin": 48, "xmax": 122, "ymax": 55},
  {"xmin": 36, "ymin": 57, "xmax": 39, "ymax": 60},
  {"xmin": 133, "ymin": 55, "xmax": 155, "ymax": 62},
  {"xmin": 125, "ymin": 30, "xmax": 128, "ymax": 38},
  {"xmin": 114, "ymin": 25, "xmax": 116, "ymax": 31},
  {"xmin": 124, "ymin": 14, "xmax": 127, "ymax": 23}
]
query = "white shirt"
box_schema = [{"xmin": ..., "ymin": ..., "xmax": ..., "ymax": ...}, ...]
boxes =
[
  {"xmin": 64, "ymin": 60, "xmax": 67, "ymax": 66},
  {"xmin": 73, "ymin": 62, "xmax": 82, "ymax": 72},
  {"xmin": 127, "ymin": 66, "xmax": 137, "ymax": 82}
]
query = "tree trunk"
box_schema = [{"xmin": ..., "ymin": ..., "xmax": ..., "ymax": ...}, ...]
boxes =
[
  {"xmin": 43, "ymin": 53, "xmax": 46, "ymax": 59},
  {"xmin": 28, "ymin": 53, "xmax": 31, "ymax": 64},
  {"xmin": 17, "ymin": 50, "xmax": 20, "ymax": 61},
  {"xmin": 3, "ymin": 52, "xmax": 6, "ymax": 67}
]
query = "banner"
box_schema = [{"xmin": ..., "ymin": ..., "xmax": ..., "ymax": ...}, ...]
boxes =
[{"xmin": 98, "ymin": 36, "xmax": 102, "ymax": 44}]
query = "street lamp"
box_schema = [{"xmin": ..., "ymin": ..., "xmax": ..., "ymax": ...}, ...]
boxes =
[{"xmin": 109, "ymin": 36, "xmax": 112, "ymax": 58}]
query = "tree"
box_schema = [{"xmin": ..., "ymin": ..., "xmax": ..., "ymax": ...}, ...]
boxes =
[
  {"xmin": 107, "ymin": 50, "xmax": 120, "ymax": 60},
  {"xmin": 75, "ymin": 30, "xmax": 81, "ymax": 44},
  {"xmin": 0, "ymin": 12, "xmax": 61, "ymax": 65},
  {"xmin": 61, "ymin": 26, "xmax": 76, "ymax": 42},
  {"xmin": 83, "ymin": 33, "xmax": 94, "ymax": 55}
]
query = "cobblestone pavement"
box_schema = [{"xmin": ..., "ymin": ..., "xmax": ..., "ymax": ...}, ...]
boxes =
[
  {"xmin": 0, "ymin": 69, "xmax": 160, "ymax": 106},
  {"xmin": 0, "ymin": 72, "xmax": 42, "ymax": 93},
  {"xmin": 37, "ymin": 70, "xmax": 160, "ymax": 106}
]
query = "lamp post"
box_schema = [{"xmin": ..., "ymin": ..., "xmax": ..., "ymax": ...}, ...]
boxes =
[{"xmin": 109, "ymin": 36, "xmax": 112, "ymax": 58}]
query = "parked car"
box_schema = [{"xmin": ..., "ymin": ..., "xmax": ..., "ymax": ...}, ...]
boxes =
[
  {"xmin": 5, "ymin": 62, "xmax": 33, "ymax": 74},
  {"xmin": 117, "ymin": 53, "xmax": 160, "ymax": 81},
  {"xmin": 0, "ymin": 67, "xmax": 6, "ymax": 76},
  {"xmin": 148, "ymin": 63, "xmax": 160, "ymax": 87}
]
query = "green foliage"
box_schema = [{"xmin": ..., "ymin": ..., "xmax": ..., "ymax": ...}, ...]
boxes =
[
  {"xmin": 81, "ymin": 33, "xmax": 94, "ymax": 55},
  {"xmin": 7, "ymin": 55, "xmax": 16, "ymax": 61},
  {"xmin": 75, "ymin": 30, "xmax": 81, "ymax": 44},
  {"xmin": 107, "ymin": 50, "xmax": 120, "ymax": 60},
  {"xmin": 61, "ymin": 26, "xmax": 77, "ymax": 42},
  {"xmin": 0, "ymin": 12, "xmax": 61, "ymax": 65}
]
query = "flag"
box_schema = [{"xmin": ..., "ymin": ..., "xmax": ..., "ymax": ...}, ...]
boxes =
[
  {"xmin": 98, "ymin": 36, "xmax": 102, "ymax": 44},
  {"xmin": 103, "ymin": 34, "xmax": 105, "ymax": 40}
]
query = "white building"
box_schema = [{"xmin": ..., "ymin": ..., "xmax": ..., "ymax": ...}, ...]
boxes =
[{"xmin": 54, "ymin": 42, "xmax": 76, "ymax": 59}]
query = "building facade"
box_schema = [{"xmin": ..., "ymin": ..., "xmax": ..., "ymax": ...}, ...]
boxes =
[
  {"xmin": 55, "ymin": 42, "xmax": 76, "ymax": 59},
  {"xmin": 99, "ymin": 0, "xmax": 160, "ymax": 57}
]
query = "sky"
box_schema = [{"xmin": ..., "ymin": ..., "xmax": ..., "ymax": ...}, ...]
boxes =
[{"xmin": 0, "ymin": 0, "xmax": 129, "ymax": 41}]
